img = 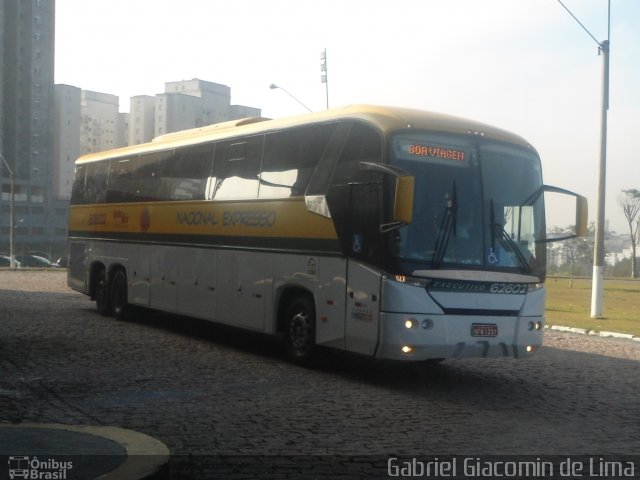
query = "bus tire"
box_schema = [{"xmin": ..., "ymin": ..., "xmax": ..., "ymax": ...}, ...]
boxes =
[
  {"xmin": 283, "ymin": 296, "xmax": 316, "ymax": 364},
  {"xmin": 95, "ymin": 268, "xmax": 112, "ymax": 316},
  {"xmin": 110, "ymin": 269, "xmax": 129, "ymax": 321}
]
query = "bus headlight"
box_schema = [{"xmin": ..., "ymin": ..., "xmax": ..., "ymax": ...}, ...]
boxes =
[
  {"xmin": 404, "ymin": 319, "xmax": 416, "ymax": 329},
  {"xmin": 401, "ymin": 345, "xmax": 414, "ymax": 354},
  {"xmin": 527, "ymin": 283, "xmax": 544, "ymax": 292},
  {"xmin": 528, "ymin": 321, "xmax": 544, "ymax": 331},
  {"xmin": 392, "ymin": 275, "xmax": 429, "ymax": 288}
]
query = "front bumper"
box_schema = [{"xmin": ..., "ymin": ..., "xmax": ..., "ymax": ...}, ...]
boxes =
[{"xmin": 376, "ymin": 312, "xmax": 544, "ymax": 361}]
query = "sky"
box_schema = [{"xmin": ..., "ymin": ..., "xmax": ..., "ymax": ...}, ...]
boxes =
[{"xmin": 54, "ymin": 0, "xmax": 640, "ymax": 233}]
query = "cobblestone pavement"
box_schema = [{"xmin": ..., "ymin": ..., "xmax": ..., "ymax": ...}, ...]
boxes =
[{"xmin": 1, "ymin": 271, "xmax": 639, "ymax": 478}]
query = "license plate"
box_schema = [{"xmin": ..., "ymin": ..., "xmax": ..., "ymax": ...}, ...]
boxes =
[{"xmin": 471, "ymin": 323, "xmax": 498, "ymax": 337}]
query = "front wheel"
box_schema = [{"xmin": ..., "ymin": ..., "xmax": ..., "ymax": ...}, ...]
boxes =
[
  {"xmin": 110, "ymin": 269, "xmax": 129, "ymax": 321},
  {"xmin": 283, "ymin": 296, "xmax": 316, "ymax": 364}
]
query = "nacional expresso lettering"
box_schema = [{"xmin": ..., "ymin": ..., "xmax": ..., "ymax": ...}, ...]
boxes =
[
  {"xmin": 176, "ymin": 210, "xmax": 276, "ymax": 228},
  {"xmin": 176, "ymin": 211, "xmax": 218, "ymax": 226},
  {"xmin": 222, "ymin": 211, "xmax": 276, "ymax": 228}
]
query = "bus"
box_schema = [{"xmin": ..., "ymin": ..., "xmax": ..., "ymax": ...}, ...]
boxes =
[{"xmin": 67, "ymin": 105, "xmax": 587, "ymax": 363}]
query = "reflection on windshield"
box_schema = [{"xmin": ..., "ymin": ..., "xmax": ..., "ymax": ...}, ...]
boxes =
[{"xmin": 389, "ymin": 132, "xmax": 544, "ymax": 274}]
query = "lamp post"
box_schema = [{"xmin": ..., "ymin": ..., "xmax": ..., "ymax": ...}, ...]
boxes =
[
  {"xmin": 269, "ymin": 84, "xmax": 312, "ymax": 112},
  {"xmin": 320, "ymin": 48, "xmax": 329, "ymax": 109},
  {"xmin": 592, "ymin": 37, "xmax": 609, "ymax": 317},
  {"xmin": 557, "ymin": 0, "xmax": 610, "ymax": 318},
  {"xmin": 0, "ymin": 153, "xmax": 15, "ymax": 268}
]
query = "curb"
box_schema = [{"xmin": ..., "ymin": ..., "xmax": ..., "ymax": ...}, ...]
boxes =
[
  {"xmin": 1, "ymin": 423, "xmax": 170, "ymax": 479},
  {"xmin": 546, "ymin": 325, "xmax": 640, "ymax": 342}
]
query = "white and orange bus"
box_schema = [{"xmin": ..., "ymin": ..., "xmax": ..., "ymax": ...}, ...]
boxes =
[{"xmin": 67, "ymin": 105, "xmax": 586, "ymax": 363}]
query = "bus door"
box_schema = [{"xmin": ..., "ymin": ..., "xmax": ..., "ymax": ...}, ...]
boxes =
[
  {"xmin": 344, "ymin": 181, "xmax": 383, "ymax": 356},
  {"xmin": 345, "ymin": 260, "xmax": 381, "ymax": 355}
]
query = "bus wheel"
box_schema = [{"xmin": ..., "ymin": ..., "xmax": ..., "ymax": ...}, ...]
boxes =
[
  {"xmin": 283, "ymin": 296, "xmax": 316, "ymax": 364},
  {"xmin": 95, "ymin": 269, "xmax": 112, "ymax": 316},
  {"xmin": 110, "ymin": 269, "xmax": 129, "ymax": 321}
]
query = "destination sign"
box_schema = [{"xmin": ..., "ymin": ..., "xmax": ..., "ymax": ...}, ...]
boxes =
[{"xmin": 407, "ymin": 144, "xmax": 465, "ymax": 161}]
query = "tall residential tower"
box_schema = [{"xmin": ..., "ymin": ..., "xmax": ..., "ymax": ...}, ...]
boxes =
[{"xmin": 1, "ymin": 0, "xmax": 66, "ymax": 256}]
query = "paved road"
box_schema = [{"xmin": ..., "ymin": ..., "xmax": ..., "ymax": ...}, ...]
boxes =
[{"xmin": 1, "ymin": 271, "xmax": 639, "ymax": 478}]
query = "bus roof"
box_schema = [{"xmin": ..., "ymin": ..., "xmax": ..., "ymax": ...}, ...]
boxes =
[{"xmin": 76, "ymin": 104, "xmax": 534, "ymax": 164}]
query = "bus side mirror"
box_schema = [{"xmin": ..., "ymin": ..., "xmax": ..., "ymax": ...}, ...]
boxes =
[
  {"xmin": 359, "ymin": 162, "xmax": 414, "ymax": 232},
  {"xmin": 575, "ymin": 194, "xmax": 588, "ymax": 237},
  {"xmin": 393, "ymin": 175, "xmax": 414, "ymax": 225},
  {"xmin": 530, "ymin": 185, "xmax": 588, "ymax": 243}
]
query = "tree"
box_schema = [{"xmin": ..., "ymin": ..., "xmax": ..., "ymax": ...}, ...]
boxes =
[
  {"xmin": 548, "ymin": 224, "xmax": 594, "ymax": 287},
  {"xmin": 619, "ymin": 189, "xmax": 640, "ymax": 279}
]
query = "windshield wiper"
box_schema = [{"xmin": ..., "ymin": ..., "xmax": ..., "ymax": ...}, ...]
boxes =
[
  {"xmin": 432, "ymin": 181, "xmax": 457, "ymax": 268},
  {"xmin": 489, "ymin": 198, "xmax": 531, "ymax": 272}
]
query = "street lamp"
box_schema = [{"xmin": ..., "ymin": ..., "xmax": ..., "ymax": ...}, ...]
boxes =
[
  {"xmin": 320, "ymin": 49, "xmax": 329, "ymax": 109},
  {"xmin": 0, "ymin": 153, "xmax": 15, "ymax": 268},
  {"xmin": 269, "ymin": 84, "xmax": 312, "ymax": 112},
  {"xmin": 557, "ymin": 0, "xmax": 610, "ymax": 318}
]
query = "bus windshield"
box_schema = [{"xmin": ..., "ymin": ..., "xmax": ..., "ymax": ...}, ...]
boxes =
[{"xmin": 389, "ymin": 132, "xmax": 545, "ymax": 275}]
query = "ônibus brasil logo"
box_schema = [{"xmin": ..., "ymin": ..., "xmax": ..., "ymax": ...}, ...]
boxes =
[{"xmin": 7, "ymin": 456, "xmax": 72, "ymax": 479}]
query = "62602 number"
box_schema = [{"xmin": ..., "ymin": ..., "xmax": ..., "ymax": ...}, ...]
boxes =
[{"xmin": 489, "ymin": 283, "xmax": 527, "ymax": 294}]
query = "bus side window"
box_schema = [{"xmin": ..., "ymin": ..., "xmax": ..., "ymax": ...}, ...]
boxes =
[
  {"xmin": 334, "ymin": 121, "xmax": 382, "ymax": 183},
  {"xmin": 136, "ymin": 151, "xmax": 171, "ymax": 201},
  {"xmin": 85, "ymin": 161, "xmax": 108, "ymax": 204},
  {"xmin": 305, "ymin": 122, "xmax": 351, "ymax": 197},
  {"xmin": 208, "ymin": 135, "xmax": 263, "ymax": 200},
  {"xmin": 326, "ymin": 121, "xmax": 383, "ymax": 260},
  {"xmin": 259, "ymin": 124, "xmax": 334, "ymax": 199},
  {"xmin": 107, "ymin": 157, "xmax": 137, "ymax": 203},
  {"xmin": 164, "ymin": 144, "xmax": 213, "ymax": 201},
  {"xmin": 70, "ymin": 164, "xmax": 87, "ymax": 205}
]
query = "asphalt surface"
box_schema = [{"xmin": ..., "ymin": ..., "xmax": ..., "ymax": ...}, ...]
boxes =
[{"xmin": 1, "ymin": 270, "xmax": 639, "ymax": 479}]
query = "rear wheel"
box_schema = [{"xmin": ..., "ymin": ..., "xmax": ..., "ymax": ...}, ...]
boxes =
[
  {"xmin": 95, "ymin": 269, "xmax": 112, "ymax": 316},
  {"xmin": 283, "ymin": 296, "xmax": 316, "ymax": 364},
  {"xmin": 110, "ymin": 269, "xmax": 129, "ymax": 321}
]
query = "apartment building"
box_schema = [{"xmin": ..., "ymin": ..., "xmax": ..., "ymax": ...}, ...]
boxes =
[{"xmin": 1, "ymin": 0, "xmax": 67, "ymax": 256}]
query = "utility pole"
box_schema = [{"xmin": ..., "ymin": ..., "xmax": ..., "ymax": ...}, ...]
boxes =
[
  {"xmin": 592, "ymin": 37, "xmax": 609, "ymax": 317},
  {"xmin": 320, "ymin": 49, "xmax": 329, "ymax": 109},
  {"xmin": 557, "ymin": 0, "xmax": 610, "ymax": 318}
]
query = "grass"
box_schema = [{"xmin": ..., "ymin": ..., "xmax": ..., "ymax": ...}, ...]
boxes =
[{"xmin": 545, "ymin": 277, "xmax": 640, "ymax": 337}]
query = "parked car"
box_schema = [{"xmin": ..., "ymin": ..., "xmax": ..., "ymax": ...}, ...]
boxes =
[
  {"xmin": 0, "ymin": 255, "xmax": 20, "ymax": 267},
  {"xmin": 15, "ymin": 254, "xmax": 54, "ymax": 268}
]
